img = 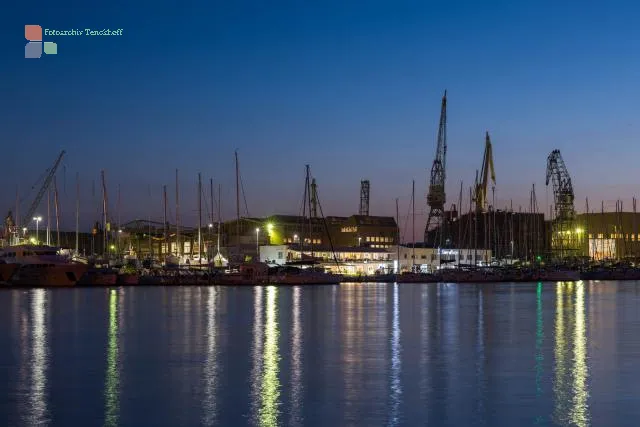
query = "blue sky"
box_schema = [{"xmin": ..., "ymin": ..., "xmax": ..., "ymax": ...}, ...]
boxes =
[{"xmin": 2, "ymin": 0, "xmax": 640, "ymax": 236}]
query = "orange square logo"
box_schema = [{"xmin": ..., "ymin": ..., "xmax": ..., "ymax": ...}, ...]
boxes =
[{"xmin": 25, "ymin": 25, "xmax": 42, "ymax": 41}]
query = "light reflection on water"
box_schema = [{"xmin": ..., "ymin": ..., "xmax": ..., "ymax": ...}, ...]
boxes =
[
  {"xmin": 28, "ymin": 288, "xmax": 48, "ymax": 426},
  {"xmin": 259, "ymin": 286, "xmax": 281, "ymax": 427},
  {"xmin": 104, "ymin": 289, "xmax": 120, "ymax": 427},
  {"xmin": 4, "ymin": 282, "xmax": 639, "ymax": 426}
]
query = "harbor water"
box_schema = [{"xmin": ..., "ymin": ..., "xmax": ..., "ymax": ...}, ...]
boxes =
[{"xmin": 1, "ymin": 281, "xmax": 640, "ymax": 426}]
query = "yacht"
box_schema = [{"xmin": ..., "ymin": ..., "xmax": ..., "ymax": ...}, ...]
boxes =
[{"xmin": 0, "ymin": 245, "xmax": 88, "ymax": 286}]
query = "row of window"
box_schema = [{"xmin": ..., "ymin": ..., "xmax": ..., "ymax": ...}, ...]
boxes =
[
  {"xmin": 589, "ymin": 234, "xmax": 640, "ymax": 240},
  {"xmin": 365, "ymin": 236, "xmax": 393, "ymax": 243},
  {"xmin": 370, "ymin": 244, "xmax": 391, "ymax": 249}
]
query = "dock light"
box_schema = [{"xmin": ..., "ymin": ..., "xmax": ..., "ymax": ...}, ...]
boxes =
[
  {"xmin": 118, "ymin": 229, "xmax": 123, "ymax": 233},
  {"xmin": 267, "ymin": 223, "xmax": 273, "ymax": 232},
  {"xmin": 255, "ymin": 228, "xmax": 260, "ymax": 258},
  {"xmin": 110, "ymin": 245, "xmax": 115, "ymax": 250},
  {"xmin": 575, "ymin": 227, "xmax": 584, "ymax": 234},
  {"xmin": 208, "ymin": 223, "xmax": 213, "ymax": 228},
  {"xmin": 32, "ymin": 216, "xmax": 42, "ymax": 244},
  {"xmin": 22, "ymin": 227, "xmax": 27, "ymax": 235}
]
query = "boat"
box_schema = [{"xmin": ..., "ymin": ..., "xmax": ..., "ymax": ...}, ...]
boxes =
[
  {"xmin": 1, "ymin": 245, "xmax": 88, "ymax": 286},
  {"xmin": 537, "ymin": 268, "xmax": 580, "ymax": 281},
  {"xmin": 0, "ymin": 261, "xmax": 19, "ymax": 283},
  {"xmin": 268, "ymin": 266, "xmax": 343, "ymax": 285},
  {"xmin": 77, "ymin": 268, "xmax": 118, "ymax": 285}
]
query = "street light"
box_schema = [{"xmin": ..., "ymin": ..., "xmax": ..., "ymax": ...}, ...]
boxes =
[
  {"xmin": 256, "ymin": 228, "xmax": 260, "ymax": 260},
  {"xmin": 358, "ymin": 236, "xmax": 362, "ymax": 246},
  {"xmin": 33, "ymin": 216, "xmax": 42, "ymax": 244},
  {"xmin": 22, "ymin": 227, "xmax": 27, "ymax": 236}
]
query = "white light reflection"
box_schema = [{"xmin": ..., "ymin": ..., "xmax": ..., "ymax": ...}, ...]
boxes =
[
  {"xmin": 419, "ymin": 286, "xmax": 429, "ymax": 399},
  {"xmin": 389, "ymin": 283, "xmax": 402, "ymax": 426},
  {"xmin": 259, "ymin": 286, "xmax": 281, "ymax": 427},
  {"xmin": 104, "ymin": 289, "xmax": 120, "ymax": 427},
  {"xmin": 250, "ymin": 287, "xmax": 264, "ymax": 422},
  {"xmin": 290, "ymin": 286, "xmax": 303, "ymax": 426},
  {"xmin": 202, "ymin": 287, "xmax": 218, "ymax": 426},
  {"xmin": 476, "ymin": 287, "xmax": 485, "ymax": 418},
  {"xmin": 534, "ymin": 283, "xmax": 544, "ymax": 424},
  {"xmin": 570, "ymin": 281, "xmax": 589, "ymax": 426},
  {"xmin": 553, "ymin": 282, "xmax": 569, "ymax": 424},
  {"xmin": 29, "ymin": 288, "xmax": 49, "ymax": 426}
]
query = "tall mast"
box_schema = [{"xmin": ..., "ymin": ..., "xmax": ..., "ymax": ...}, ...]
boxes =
[
  {"xmin": 198, "ymin": 172, "xmax": 202, "ymax": 261},
  {"xmin": 15, "ymin": 186, "xmax": 19, "ymax": 245},
  {"xmin": 163, "ymin": 185, "xmax": 168, "ymax": 256},
  {"xmin": 148, "ymin": 185, "xmax": 152, "ymax": 258},
  {"xmin": 210, "ymin": 178, "xmax": 214, "ymax": 258},
  {"xmin": 217, "ymin": 183, "xmax": 222, "ymax": 254},
  {"xmin": 412, "ymin": 180, "xmax": 416, "ymax": 270},
  {"xmin": 117, "ymin": 184, "xmax": 121, "ymax": 254},
  {"xmin": 176, "ymin": 169, "xmax": 181, "ymax": 257},
  {"xmin": 235, "ymin": 151, "xmax": 240, "ymax": 258},
  {"xmin": 75, "ymin": 173, "xmax": 79, "ymax": 254},
  {"xmin": 305, "ymin": 165, "xmax": 313, "ymax": 258},
  {"xmin": 458, "ymin": 181, "xmax": 462, "ymax": 266},
  {"xmin": 396, "ymin": 198, "xmax": 400, "ymax": 274},
  {"xmin": 101, "ymin": 170, "xmax": 108, "ymax": 256},
  {"xmin": 53, "ymin": 176, "xmax": 60, "ymax": 247},
  {"xmin": 46, "ymin": 188, "xmax": 51, "ymax": 245}
]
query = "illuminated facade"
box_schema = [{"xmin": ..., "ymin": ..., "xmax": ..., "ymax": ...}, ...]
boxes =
[{"xmin": 577, "ymin": 212, "xmax": 640, "ymax": 260}]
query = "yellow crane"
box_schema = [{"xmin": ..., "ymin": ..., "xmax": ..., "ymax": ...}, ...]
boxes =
[{"xmin": 474, "ymin": 131, "xmax": 496, "ymax": 212}]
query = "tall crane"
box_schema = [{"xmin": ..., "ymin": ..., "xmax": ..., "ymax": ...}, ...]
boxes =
[
  {"xmin": 545, "ymin": 149, "xmax": 580, "ymax": 259},
  {"xmin": 424, "ymin": 90, "xmax": 447, "ymax": 247},
  {"xmin": 473, "ymin": 132, "xmax": 496, "ymax": 212},
  {"xmin": 21, "ymin": 150, "xmax": 66, "ymax": 229}
]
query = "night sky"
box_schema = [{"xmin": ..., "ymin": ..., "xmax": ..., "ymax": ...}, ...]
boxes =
[{"xmin": 3, "ymin": 1, "xmax": 640, "ymax": 238}]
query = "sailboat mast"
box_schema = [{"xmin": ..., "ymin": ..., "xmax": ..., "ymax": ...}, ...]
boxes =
[
  {"xmin": 198, "ymin": 172, "xmax": 202, "ymax": 261},
  {"xmin": 101, "ymin": 170, "xmax": 108, "ymax": 256},
  {"xmin": 148, "ymin": 185, "xmax": 152, "ymax": 258},
  {"xmin": 412, "ymin": 180, "xmax": 415, "ymax": 270},
  {"xmin": 217, "ymin": 183, "xmax": 222, "ymax": 254},
  {"xmin": 75, "ymin": 173, "xmax": 79, "ymax": 254},
  {"xmin": 306, "ymin": 165, "xmax": 313, "ymax": 258},
  {"xmin": 176, "ymin": 169, "xmax": 181, "ymax": 257},
  {"xmin": 46, "ymin": 188, "xmax": 51, "ymax": 245},
  {"xmin": 235, "ymin": 151, "xmax": 240, "ymax": 258},
  {"xmin": 210, "ymin": 178, "xmax": 214, "ymax": 258},
  {"xmin": 163, "ymin": 185, "xmax": 168, "ymax": 256},
  {"xmin": 396, "ymin": 198, "xmax": 400, "ymax": 274},
  {"xmin": 53, "ymin": 176, "xmax": 60, "ymax": 247}
]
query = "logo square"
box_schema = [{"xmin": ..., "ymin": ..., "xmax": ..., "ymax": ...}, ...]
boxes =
[
  {"xmin": 25, "ymin": 42, "xmax": 42, "ymax": 58},
  {"xmin": 25, "ymin": 25, "xmax": 42, "ymax": 41},
  {"xmin": 44, "ymin": 42, "xmax": 57, "ymax": 55}
]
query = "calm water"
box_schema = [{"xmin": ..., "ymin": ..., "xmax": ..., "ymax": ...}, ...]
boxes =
[{"xmin": 1, "ymin": 282, "xmax": 640, "ymax": 426}]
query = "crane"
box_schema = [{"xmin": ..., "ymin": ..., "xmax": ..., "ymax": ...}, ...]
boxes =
[
  {"xmin": 545, "ymin": 149, "xmax": 579, "ymax": 259},
  {"xmin": 424, "ymin": 90, "xmax": 447, "ymax": 247},
  {"xmin": 21, "ymin": 150, "xmax": 66, "ymax": 229},
  {"xmin": 473, "ymin": 132, "xmax": 496, "ymax": 212}
]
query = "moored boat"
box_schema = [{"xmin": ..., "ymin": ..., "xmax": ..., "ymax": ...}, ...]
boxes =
[{"xmin": 1, "ymin": 245, "xmax": 88, "ymax": 286}]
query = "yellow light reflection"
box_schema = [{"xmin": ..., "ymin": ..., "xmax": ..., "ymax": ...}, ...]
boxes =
[
  {"xmin": 259, "ymin": 286, "xmax": 281, "ymax": 427},
  {"xmin": 290, "ymin": 286, "xmax": 303, "ymax": 426},
  {"xmin": 389, "ymin": 283, "xmax": 402, "ymax": 426},
  {"xmin": 104, "ymin": 289, "xmax": 120, "ymax": 427},
  {"xmin": 203, "ymin": 287, "xmax": 218, "ymax": 426},
  {"xmin": 29, "ymin": 289, "xmax": 48, "ymax": 426},
  {"xmin": 553, "ymin": 281, "xmax": 590, "ymax": 427},
  {"xmin": 250, "ymin": 286, "xmax": 264, "ymax": 420},
  {"xmin": 570, "ymin": 281, "xmax": 589, "ymax": 426}
]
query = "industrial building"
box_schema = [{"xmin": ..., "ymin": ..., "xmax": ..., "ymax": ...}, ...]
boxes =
[
  {"xmin": 426, "ymin": 208, "xmax": 547, "ymax": 262},
  {"xmin": 576, "ymin": 212, "xmax": 640, "ymax": 260}
]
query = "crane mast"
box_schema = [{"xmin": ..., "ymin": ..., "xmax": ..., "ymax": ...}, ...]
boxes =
[
  {"xmin": 473, "ymin": 131, "xmax": 496, "ymax": 212},
  {"xmin": 424, "ymin": 90, "xmax": 448, "ymax": 247},
  {"xmin": 545, "ymin": 149, "xmax": 580, "ymax": 260},
  {"xmin": 21, "ymin": 150, "xmax": 66, "ymax": 228}
]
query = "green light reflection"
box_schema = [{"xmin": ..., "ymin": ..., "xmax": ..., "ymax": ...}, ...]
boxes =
[
  {"xmin": 104, "ymin": 289, "xmax": 119, "ymax": 427},
  {"xmin": 553, "ymin": 283, "xmax": 569, "ymax": 424},
  {"xmin": 259, "ymin": 286, "xmax": 280, "ymax": 427}
]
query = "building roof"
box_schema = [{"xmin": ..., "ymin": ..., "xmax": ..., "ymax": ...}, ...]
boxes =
[{"xmin": 350, "ymin": 215, "xmax": 397, "ymax": 227}]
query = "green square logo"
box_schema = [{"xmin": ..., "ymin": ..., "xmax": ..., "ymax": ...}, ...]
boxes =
[{"xmin": 44, "ymin": 42, "xmax": 57, "ymax": 55}]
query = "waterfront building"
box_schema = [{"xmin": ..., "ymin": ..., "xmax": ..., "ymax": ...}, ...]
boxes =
[
  {"xmin": 260, "ymin": 244, "xmax": 492, "ymax": 275},
  {"xmin": 576, "ymin": 212, "xmax": 640, "ymax": 260}
]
